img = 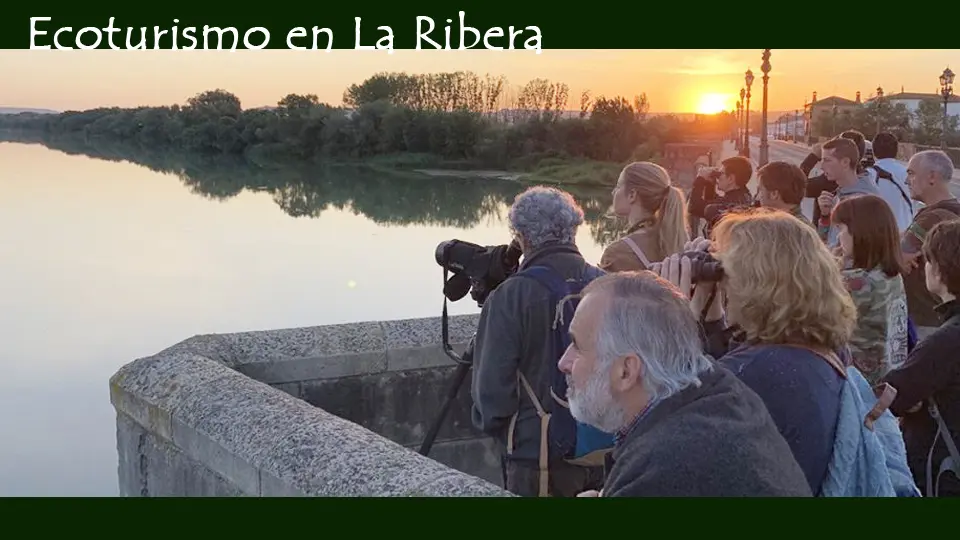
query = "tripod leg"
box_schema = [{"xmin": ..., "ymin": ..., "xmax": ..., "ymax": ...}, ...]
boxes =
[{"xmin": 418, "ymin": 362, "xmax": 471, "ymax": 457}]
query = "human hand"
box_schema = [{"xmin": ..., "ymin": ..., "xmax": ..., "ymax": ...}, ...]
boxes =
[
  {"xmin": 818, "ymin": 192, "xmax": 837, "ymax": 215},
  {"xmin": 902, "ymin": 251, "xmax": 922, "ymax": 273},
  {"xmin": 654, "ymin": 253, "xmax": 724, "ymax": 322}
]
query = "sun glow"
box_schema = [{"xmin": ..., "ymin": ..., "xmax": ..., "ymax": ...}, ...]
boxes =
[{"xmin": 696, "ymin": 93, "xmax": 730, "ymax": 115}]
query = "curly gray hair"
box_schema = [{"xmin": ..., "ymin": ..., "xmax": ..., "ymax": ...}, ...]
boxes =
[{"xmin": 508, "ymin": 186, "xmax": 584, "ymax": 251}]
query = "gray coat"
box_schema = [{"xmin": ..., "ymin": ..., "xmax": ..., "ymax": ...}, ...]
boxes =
[
  {"xmin": 470, "ymin": 242, "xmax": 589, "ymax": 463},
  {"xmin": 603, "ymin": 366, "xmax": 814, "ymax": 497}
]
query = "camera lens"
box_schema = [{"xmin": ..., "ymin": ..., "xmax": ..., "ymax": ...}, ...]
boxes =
[{"xmin": 435, "ymin": 241, "xmax": 452, "ymax": 266}]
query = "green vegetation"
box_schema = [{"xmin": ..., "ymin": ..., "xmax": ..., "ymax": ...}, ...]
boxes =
[{"xmin": 0, "ymin": 70, "xmax": 736, "ymax": 186}]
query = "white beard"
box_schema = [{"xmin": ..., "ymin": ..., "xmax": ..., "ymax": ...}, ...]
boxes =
[{"xmin": 567, "ymin": 371, "xmax": 626, "ymax": 434}]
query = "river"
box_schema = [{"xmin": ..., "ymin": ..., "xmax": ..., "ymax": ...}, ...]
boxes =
[{"xmin": 0, "ymin": 140, "xmax": 617, "ymax": 496}]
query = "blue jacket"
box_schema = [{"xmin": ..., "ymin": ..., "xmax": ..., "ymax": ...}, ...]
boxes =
[{"xmin": 820, "ymin": 366, "xmax": 921, "ymax": 497}]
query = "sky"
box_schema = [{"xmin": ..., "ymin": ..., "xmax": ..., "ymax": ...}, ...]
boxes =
[{"xmin": 2, "ymin": 49, "xmax": 958, "ymax": 114}]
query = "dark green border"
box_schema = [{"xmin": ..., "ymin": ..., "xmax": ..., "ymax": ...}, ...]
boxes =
[
  {"xmin": 4, "ymin": 2, "xmax": 948, "ymax": 48},
  {"xmin": 0, "ymin": 497, "xmax": 955, "ymax": 530}
]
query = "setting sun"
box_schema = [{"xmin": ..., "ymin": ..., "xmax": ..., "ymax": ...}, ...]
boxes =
[{"xmin": 696, "ymin": 93, "xmax": 730, "ymax": 115}]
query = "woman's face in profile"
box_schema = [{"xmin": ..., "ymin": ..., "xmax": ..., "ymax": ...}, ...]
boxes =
[{"xmin": 611, "ymin": 174, "xmax": 633, "ymax": 217}]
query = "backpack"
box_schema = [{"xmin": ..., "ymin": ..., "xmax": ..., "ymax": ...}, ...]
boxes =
[
  {"xmin": 926, "ymin": 398, "xmax": 960, "ymax": 497},
  {"xmin": 505, "ymin": 263, "xmax": 616, "ymax": 496}
]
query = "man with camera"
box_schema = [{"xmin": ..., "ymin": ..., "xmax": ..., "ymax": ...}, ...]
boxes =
[
  {"xmin": 688, "ymin": 156, "xmax": 755, "ymax": 237},
  {"xmin": 469, "ymin": 186, "xmax": 607, "ymax": 497}
]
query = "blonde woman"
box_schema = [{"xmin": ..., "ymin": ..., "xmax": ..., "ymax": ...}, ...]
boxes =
[
  {"xmin": 654, "ymin": 208, "xmax": 858, "ymax": 495},
  {"xmin": 599, "ymin": 161, "xmax": 689, "ymax": 272}
]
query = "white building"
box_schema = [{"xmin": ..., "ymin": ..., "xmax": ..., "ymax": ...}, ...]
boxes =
[{"xmin": 865, "ymin": 91, "xmax": 960, "ymax": 121}]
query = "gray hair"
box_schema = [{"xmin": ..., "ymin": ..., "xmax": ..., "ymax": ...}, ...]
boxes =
[
  {"xmin": 508, "ymin": 186, "xmax": 584, "ymax": 251},
  {"xmin": 914, "ymin": 150, "xmax": 955, "ymax": 182},
  {"xmin": 585, "ymin": 272, "xmax": 714, "ymax": 403}
]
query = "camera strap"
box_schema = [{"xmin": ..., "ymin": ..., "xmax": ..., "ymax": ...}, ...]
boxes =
[{"xmin": 440, "ymin": 267, "xmax": 471, "ymax": 366}]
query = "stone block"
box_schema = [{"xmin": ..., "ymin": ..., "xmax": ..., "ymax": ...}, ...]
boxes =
[
  {"xmin": 224, "ymin": 321, "xmax": 386, "ymax": 368},
  {"xmin": 301, "ymin": 365, "xmax": 480, "ymax": 447},
  {"xmin": 255, "ymin": 414, "xmax": 499, "ymax": 496},
  {"xmin": 235, "ymin": 351, "xmax": 387, "ymax": 385},
  {"xmin": 109, "ymin": 352, "xmax": 231, "ymax": 443},
  {"xmin": 168, "ymin": 368, "xmax": 324, "ymax": 495}
]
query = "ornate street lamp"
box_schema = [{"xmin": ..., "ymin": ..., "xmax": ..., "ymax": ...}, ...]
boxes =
[
  {"xmin": 744, "ymin": 71, "xmax": 754, "ymax": 158},
  {"xmin": 794, "ymin": 109, "xmax": 800, "ymax": 142},
  {"xmin": 759, "ymin": 50, "xmax": 772, "ymax": 166},
  {"xmin": 876, "ymin": 86, "xmax": 884, "ymax": 136},
  {"xmin": 740, "ymin": 87, "xmax": 747, "ymax": 153},
  {"xmin": 940, "ymin": 67, "xmax": 954, "ymax": 149},
  {"xmin": 736, "ymin": 98, "xmax": 743, "ymax": 150}
]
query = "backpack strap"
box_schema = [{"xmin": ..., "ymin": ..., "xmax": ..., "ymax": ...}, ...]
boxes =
[
  {"xmin": 872, "ymin": 165, "xmax": 913, "ymax": 211},
  {"xmin": 926, "ymin": 398, "xmax": 960, "ymax": 497},
  {"xmin": 502, "ymin": 265, "xmax": 570, "ymax": 498},
  {"xmin": 621, "ymin": 237, "xmax": 651, "ymax": 268}
]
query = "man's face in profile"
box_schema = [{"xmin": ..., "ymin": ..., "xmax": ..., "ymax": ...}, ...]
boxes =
[
  {"xmin": 558, "ymin": 290, "xmax": 624, "ymax": 433},
  {"xmin": 820, "ymin": 148, "xmax": 845, "ymax": 182}
]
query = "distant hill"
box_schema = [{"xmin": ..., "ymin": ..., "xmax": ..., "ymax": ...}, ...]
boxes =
[{"xmin": 0, "ymin": 107, "xmax": 59, "ymax": 115}]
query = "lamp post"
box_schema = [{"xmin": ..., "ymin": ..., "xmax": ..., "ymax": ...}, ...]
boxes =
[
  {"xmin": 875, "ymin": 86, "xmax": 884, "ymax": 136},
  {"xmin": 744, "ymin": 71, "xmax": 754, "ymax": 158},
  {"xmin": 736, "ymin": 101, "xmax": 743, "ymax": 150},
  {"xmin": 939, "ymin": 67, "xmax": 954, "ymax": 150},
  {"xmin": 759, "ymin": 50, "xmax": 772, "ymax": 166},
  {"xmin": 832, "ymin": 104, "xmax": 838, "ymax": 137},
  {"xmin": 809, "ymin": 91, "xmax": 818, "ymax": 144},
  {"xmin": 740, "ymin": 87, "xmax": 747, "ymax": 154},
  {"xmin": 794, "ymin": 109, "xmax": 799, "ymax": 142}
]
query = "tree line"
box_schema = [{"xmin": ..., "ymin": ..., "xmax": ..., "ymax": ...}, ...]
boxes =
[
  {"xmin": 812, "ymin": 99, "xmax": 960, "ymax": 148},
  {"xmin": 0, "ymin": 70, "xmax": 736, "ymax": 175}
]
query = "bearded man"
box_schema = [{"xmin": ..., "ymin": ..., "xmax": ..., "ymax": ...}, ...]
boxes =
[{"xmin": 557, "ymin": 270, "xmax": 812, "ymax": 497}]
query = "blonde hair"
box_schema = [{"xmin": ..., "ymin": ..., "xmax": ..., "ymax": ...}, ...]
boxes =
[
  {"xmin": 619, "ymin": 161, "xmax": 689, "ymax": 257},
  {"xmin": 712, "ymin": 208, "xmax": 856, "ymax": 351}
]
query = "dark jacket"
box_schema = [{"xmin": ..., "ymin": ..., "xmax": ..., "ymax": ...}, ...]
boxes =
[
  {"xmin": 702, "ymin": 322, "xmax": 844, "ymax": 494},
  {"xmin": 883, "ymin": 300, "xmax": 960, "ymax": 496},
  {"xmin": 800, "ymin": 153, "xmax": 837, "ymax": 225},
  {"xmin": 470, "ymin": 242, "xmax": 589, "ymax": 463},
  {"xmin": 900, "ymin": 199, "xmax": 960, "ymax": 327},
  {"xmin": 688, "ymin": 175, "xmax": 754, "ymax": 236},
  {"xmin": 602, "ymin": 365, "xmax": 812, "ymax": 497}
]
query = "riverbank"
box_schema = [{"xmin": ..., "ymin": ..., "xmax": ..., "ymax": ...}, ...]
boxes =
[
  {"xmin": 357, "ymin": 152, "xmax": 623, "ymax": 187},
  {"xmin": 1, "ymin": 128, "xmax": 626, "ymax": 188}
]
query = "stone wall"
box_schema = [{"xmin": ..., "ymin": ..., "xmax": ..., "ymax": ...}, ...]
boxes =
[{"xmin": 109, "ymin": 313, "xmax": 512, "ymax": 496}]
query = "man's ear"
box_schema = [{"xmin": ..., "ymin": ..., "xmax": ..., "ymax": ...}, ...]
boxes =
[{"xmin": 612, "ymin": 353, "xmax": 643, "ymax": 394}]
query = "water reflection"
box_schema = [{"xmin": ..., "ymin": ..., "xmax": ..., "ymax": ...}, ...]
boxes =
[
  {"xmin": 0, "ymin": 136, "xmax": 625, "ymax": 496},
  {"xmin": 1, "ymin": 131, "xmax": 626, "ymax": 245}
]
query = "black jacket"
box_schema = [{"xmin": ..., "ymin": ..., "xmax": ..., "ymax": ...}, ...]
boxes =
[
  {"xmin": 470, "ymin": 242, "xmax": 590, "ymax": 463},
  {"xmin": 883, "ymin": 300, "xmax": 960, "ymax": 496},
  {"xmin": 602, "ymin": 365, "xmax": 813, "ymax": 497},
  {"xmin": 688, "ymin": 175, "xmax": 754, "ymax": 236}
]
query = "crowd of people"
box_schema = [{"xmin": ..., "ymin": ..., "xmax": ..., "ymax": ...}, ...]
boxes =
[{"xmin": 467, "ymin": 129, "xmax": 960, "ymax": 498}]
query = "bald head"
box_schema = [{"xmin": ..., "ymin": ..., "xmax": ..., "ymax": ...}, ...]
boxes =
[{"xmin": 908, "ymin": 150, "xmax": 955, "ymax": 204}]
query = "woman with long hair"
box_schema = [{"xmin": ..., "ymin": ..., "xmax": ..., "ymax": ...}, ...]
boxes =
[
  {"xmin": 832, "ymin": 194, "xmax": 910, "ymax": 384},
  {"xmin": 598, "ymin": 161, "xmax": 689, "ymax": 272},
  {"xmin": 653, "ymin": 208, "xmax": 909, "ymax": 496}
]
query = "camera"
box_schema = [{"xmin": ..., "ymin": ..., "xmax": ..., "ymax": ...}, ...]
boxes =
[
  {"xmin": 435, "ymin": 238, "xmax": 523, "ymax": 307},
  {"xmin": 682, "ymin": 249, "xmax": 724, "ymax": 283}
]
